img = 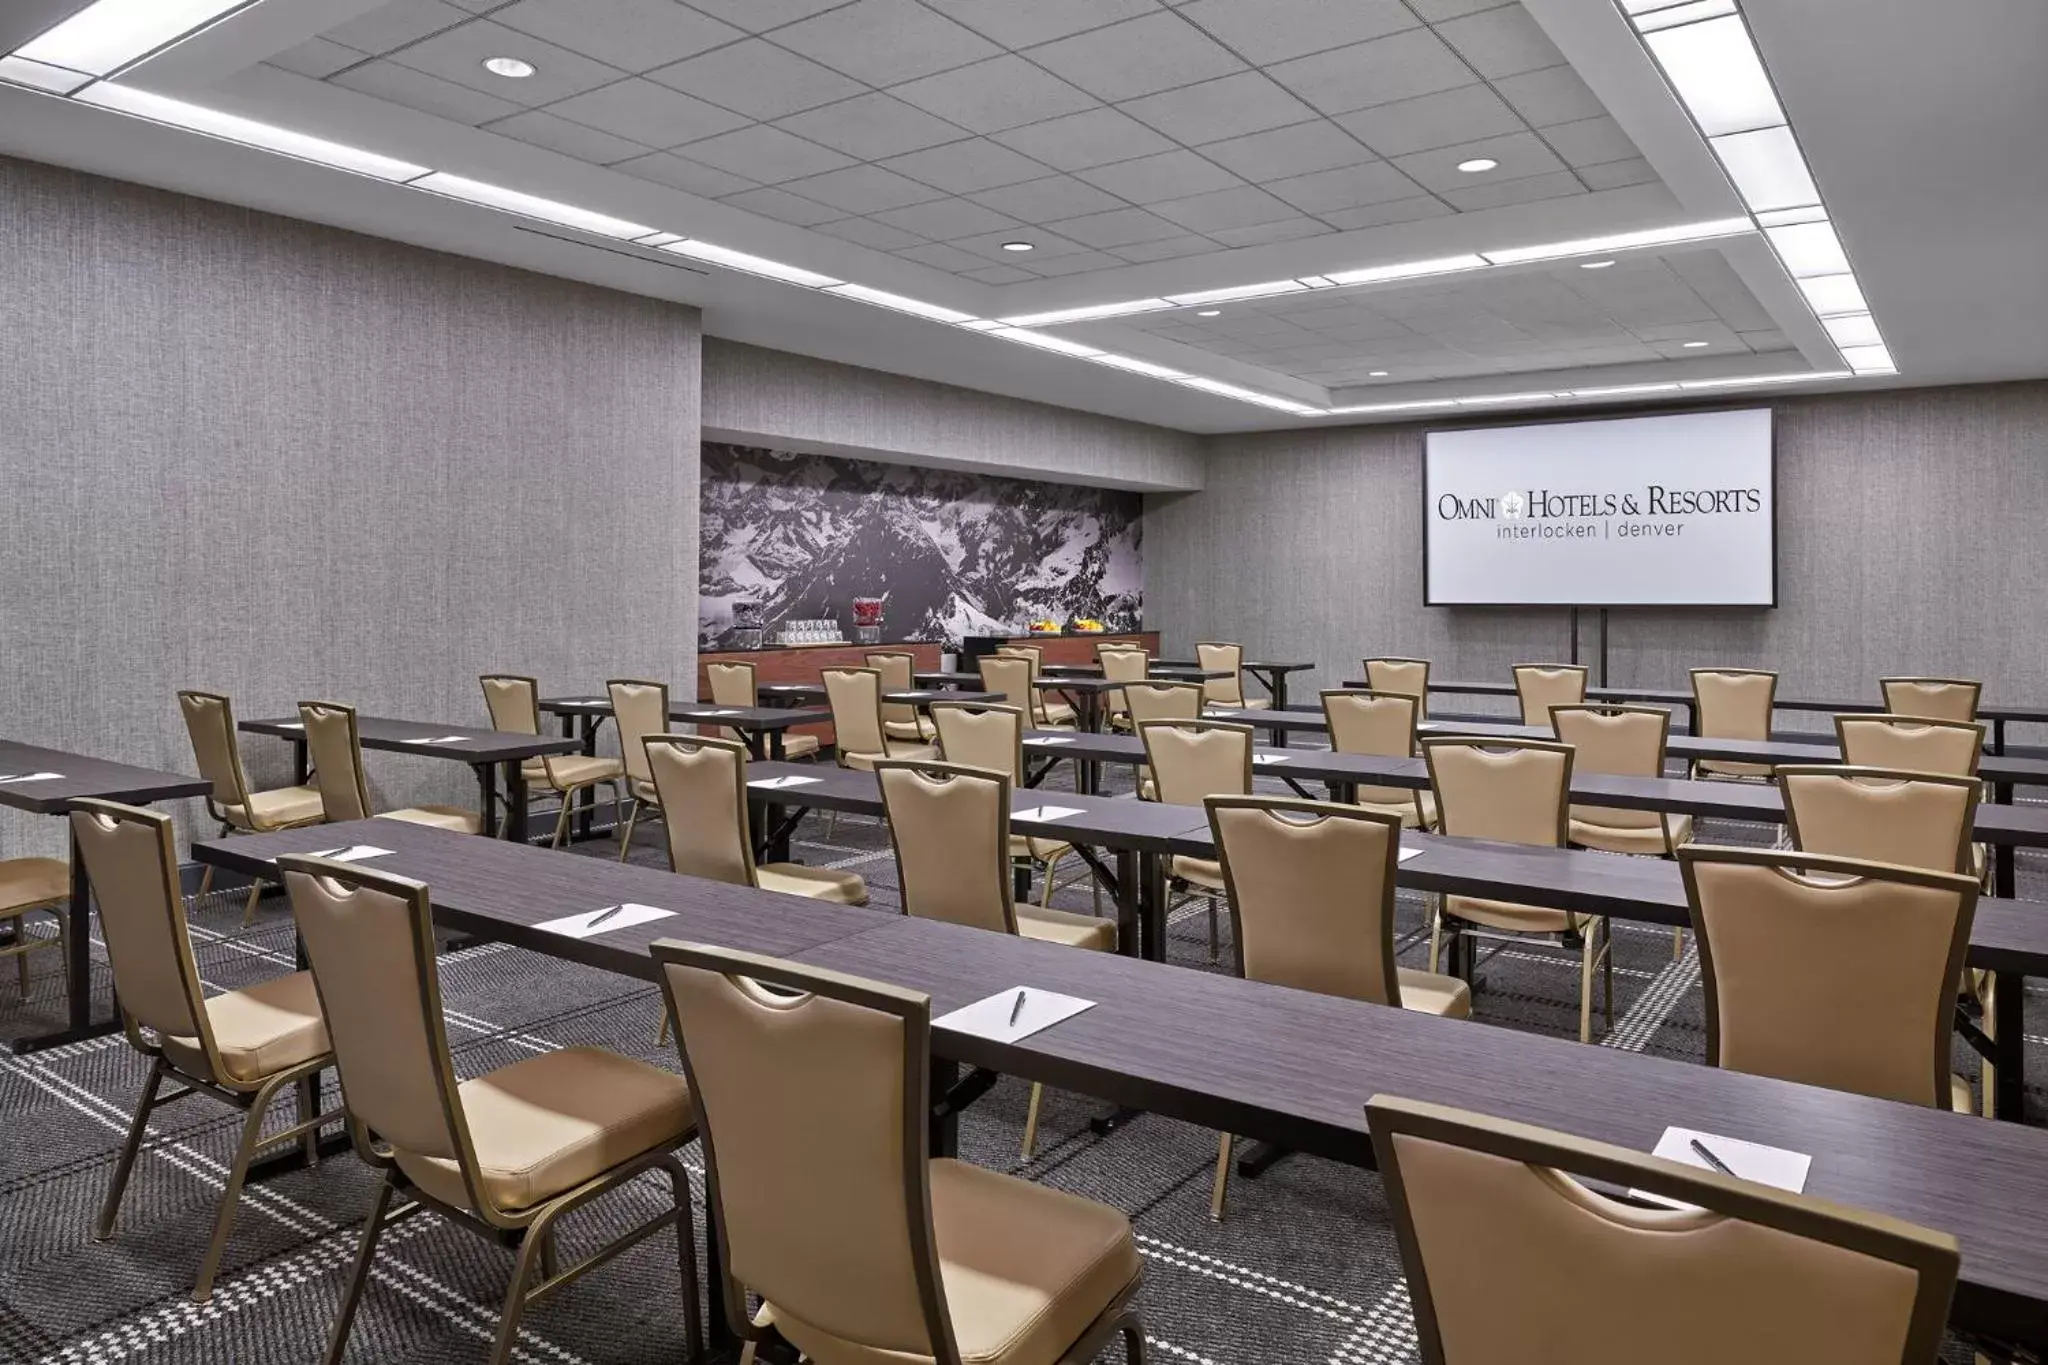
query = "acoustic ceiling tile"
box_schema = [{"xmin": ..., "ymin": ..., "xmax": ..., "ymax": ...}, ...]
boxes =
[
  {"xmin": 489, "ymin": 109, "xmax": 652, "ymax": 163},
  {"xmin": 771, "ymin": 0, "xmax": 1001, "ymax": 86},
  {"xmin": 1539, "ymin": 115, "xmax": 1641, "ymax": 168},
  {"xmin": 1074, "ymin": 149, "xmax": 1243, "ymax": 203},
  {"xmin": 922, "ymin": 0, "xmax": 1158, "ymax": 48},
  {"xmin": 1263, "ymin": 159, "xmax": 1422, "ymax": 213},
  {"xmin": 1335, "ymin": 83, "xmax": 1523, "ymax": 157},
  {"xmin": 870, "ymin": 196, "xmax": 1022, "ymax": 239},
  {"xmin": 647, "ymin": 41, "xmax": 864, "ymax": 119},
  {"xmin": 990, "ymin": 107, "xmax": 1177, "ymax": 170},
  {"xmin": 967, "ymin": 175, "xmax": 1126, "ymax": 221},
  {"xmin": 1390, "ymin": 130, "xmax": 1565, "ymax": 191},
  {"xmin": 326, "ymin": 0, "xmax": 468, "ymax": 58},
  {"xmin": 1173, "ymin": 0, "xmax": 1420, "ymax": 66},
  {"xmin": 1027, "ymin": 249, "xmax": 1132, "ymax": 276},
  {"xmin": 330, "ymin": 59, "xmax": 526, "ymax": 124},
  {"xmin": 1492, "ymin": 63, "xmax": 1607, "ymax": 127},
  {"xmin": 1149, "ymin": 184, "xmax": 1298, "ymax": 232},
  {"xmin": 813, "ymin": 217, "xmax": 930, "ymax": 250},
  {"xmin": 1199, "ymin": 120, "xmax": 1375, "ymax": 181},
  {"xmin": 1432, "ymin": 6, "xmax": 1567, "ymax": 79},
  {"xmin": 961, "ymin": 264, "xmax": 1040, "ymax": 283},
  {"xmin": 774, "ymin": 92, "xmax": 966, "ymax": 159},
  {"xmin": 1438, "ymin": 169, "xmax": 1584, "ymax": 211},
  {"xmin": 677, "ymin": 124, "xmax": 857, "ymax": 180},
  {"xmin": 779, "ymin": 165, "xmax": 949, "ymax": 214},
  {"xmin": 1044, "ymin": 206, "xmax": 1191, "ymax": 248},
  {"xmin": 1210, "ymin": 216, "xmax": 1331, "ymax": 247},
  {"xmin": 268, "ymin": 38, "xmax": 367, "ymax": 80},
  {"xmin": 893, "ymin": 241, "xmax": 1000, "ymax": 272},
  {"xmin": 492, "ymin": 0, "xmax": 743, "ymax": 72},
  {"xmin": 611, "ymin": 151, "xmax": 759, "ymax": 196},
  {"xmin": 1578, "ymin": 156, "xmax": 1658, "ymax": 190},
  {"xmin": 388, "ymin": 19, "xmax": 623, "ymax": 105},
  {"xmin": 1108, "ymin": 233, "xmax": 1222, "ymax": 262},
  {"xmin": 1318, "ymin": 196, "xmax": 1454, "ymax": 229},
  {"xmin": 890, "ymin": 55, "xmax": 1098, "ymax": 134},
  {"xmin": 547, "ymin": 77, "xmax": 751, "ymax": 146},
  {"xmin": 1026, "ymin": 12, "xmax": 1246, "ymax": 102},
  {"xmin": 678, "ymin": 0, "xmax": 849, "ymax": 29},
  {"xmin": 1119, "ymin": 71, "xmax": 1319, "ymax": 146},
  {"xmin": 1265, "ymin": 28, "xmax": 1471, "ymax": 116},
  {"xmin": 881, "ymin": 139, "xmax": 1054, "ymax": 193},
  {"xmin": 717, "ymin": 185, "xmax": 846, "ymax": 226}
]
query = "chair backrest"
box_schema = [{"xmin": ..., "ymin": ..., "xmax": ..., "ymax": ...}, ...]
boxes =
[
  {"xmin": 1123, "ymin": 680, "xmax": 1206, "ymax": 726},
  {"xmin": 875, "ymin": 760, "xmax": 1015, "ymax": 936},
  {"xmin": 1691, "ymin": 668, "xmax": 1779, "ymax": 742},
  {"xmin": 1365, "ymin": 1095, "xmax": 1959, "ymax": 1365},
  {"xmin": 928, "ymin": 702, "xmax": 1025, "ymax": 783},
  {"xmin": 1679, "ymin": 846, "xmax": 1979, "ymax": 1108},
  {"xmin": 644, "ymin": 734, "xmax": 757, "ymax": 887},
  {"xmin": 1323, "ymin": 689, "xmax": 1418, "ymax": 759},
  {"xmin": 1099, "ymin": 647, "xmax": 1150, "ymax": 686},
  {"xmin": 177, "ymin": 690, "xmax": 253, "ymax": 813},
  {"xmin": 823, "ymin": 668, "xmax": 889, "ymax": 760},
  {"xmin": 652, "ymin": 942, "xmax": 958, "ymax": 1364},
  {"xmin": 867, "ymin": 652, "xmax": 919, "ymax": 725},
  {"xmin": 1139, "ymin": 720, "xmax": 1253, "ymax": 806},
  {"xmin": 1196, "ymin": 642, "xmax": 1246, "ymax": 705},
  {"xmin": 1512, "ymin": 664, "xmax": 1586, "ymax": 726},
  {"xmin": 478, "ymin": 674, "xmax": 540, "ymax": 736},
  {"xmin": 300, "ymin": 700, "xmax": 375, "ymax": 822},
  {"xmin": 1880, "ymin": 676, "xmax": 1982, "ymax": 723},
  {"xmin": 1835, "ymin": 714, "xmax": 1984, "ymax": 777},
  {"xmin": 68, "ymin": 800, "xmax": 214, "ymax": 1065},
  {"xmin": 608, "ymin": 678, "xmax": 671, "ymax": 785},
  {"xmin": 1362, "ymin": 657, "xmax": 1430, "ymax": 703},
  {"xmin": 280, "ymin": 857, "xmax": 491, "ymax": 1213},
  {"xmin": 1095, "ymin": 640, "xmax": 1142, "ymax": 661},
  {"xmin": 1550, "ymin": 704, "xmax": 1669, "ymax": 777},
  {"xmin": 706, "ymin": 661, "xmax": 758, "ymax": 709},
  {"xmin": 1209, "ymin": 796, "xmax": 1406, "ymax": 1006},
  {"xmin": 1422, "ymin": 736, "xmax": 1572, "ymax": 847},
  {"xmin": 975, "ymin": 654, "xmax": 1034, "ymax": 712},
  {"xmin": 1779, "ymin": 766, "xmax": 1979, "ymax": 876}
]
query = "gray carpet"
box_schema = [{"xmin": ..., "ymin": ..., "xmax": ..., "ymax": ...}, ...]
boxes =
[{"xmin": 0, "ymin": 753, "xmax": 2032, "ymax": 1363}]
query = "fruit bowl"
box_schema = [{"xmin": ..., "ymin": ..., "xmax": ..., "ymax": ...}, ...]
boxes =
[
  {"xmin": 1026, "ymin": 619, "xmax": 1060, "ymax": 634},
  {"xmin": 1071, "ymin": 618, "xmax": 1106, "ymax": 633}
]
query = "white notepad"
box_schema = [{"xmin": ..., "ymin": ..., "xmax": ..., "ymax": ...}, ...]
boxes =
[
  {"xmin": 936, "ymin": 988, "xmax": 1095, "ymax": 1044},
  {"xmin": 538, "ymin": 902, "xmax": 675, "ymax": 939},
  {"xmin": 0, "ymin": 772, "xmax": 63, "ymax": 784},
  {"xmin": 749, "ymin": 774, "xmax": 822, "ymax": 789},
  {"xmin": 297, "ymin": 845, "xmax": 394, "ymax": 864},
  {"xmin": 1014, "ymin": 805, "xmax": 1085, "ymax": 822},
  {"xmin": 1024, "ymin": 736, "xmax": 1075, "ymax": 746},
  {"xmin": 1397, "ymin": 846, "xmax": 1424, "ymax": 863},
  {"xmin": 1252, "ymin": 753, "xmax": 1290, "ymax": 765},
  {"xmin": 1634, "ymin": 1127, "xmax": 1811, "ymax": 1209},
  {"xmin": 402, "ymin": 735, "xmax": 469, "ymax": 745}
]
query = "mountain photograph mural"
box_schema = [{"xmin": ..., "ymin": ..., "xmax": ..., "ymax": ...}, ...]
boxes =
[{"xmin": 699, "ymin": 444, "xmax": 1143, "ymax": 649}]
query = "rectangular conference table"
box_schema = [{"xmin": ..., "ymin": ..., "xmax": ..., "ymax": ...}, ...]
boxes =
[
  {"xmin": 186, "ymin": 818, "xmax": 2048, "ymax": 1352},
  {"xmin": 539, "ymin": 695, "xmax": 836, "ymax": 763},
  {"xmin": 0, "ymin": 740, "xmax": 211, "ymax": 1053},
  {"xmin": 240, "ymin": 716, "xmax": 579, "ymax": 845}
]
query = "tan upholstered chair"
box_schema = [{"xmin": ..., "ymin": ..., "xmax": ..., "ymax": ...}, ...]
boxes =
[
  {"xmin": 1123, "ymin": 681, "xmax": 1206, "ymax": 798},
  {"xmin": 607, "ymin": 677, "xmax": 672, "ymax": 860},
  {"xmin": 1206, "ymin": 798, "xmax": 1468, "ymax": 1218},
  {"xmin": 1689, "ymin": 667, "xmax": 1779, "ymax": 779},
  {"xmin": 1139, "ymin": 720, "xmax": 1253, "ymax": 963},
  {"xmin": 1679, "ymin": 845, "xmax": 1980, "ymax": 1112},
  {"xmin": 707, "ymin": 661, "xmax": 822, "ymax": 760},
  {"xmin": 479, "ymin": 675, "xmax": 624, "ymax": 849},
  {"xmin": 71, "ymin": 799, "xmax": 340, "ymax": 1302},
  {"xmin": 993, "ymin": 648, "xmax": 1079, "ymax": 727},
  {"xmin": 1552, "ymin": 703, "xmax": 1691, "ymax": 959},
  {"xmin": 0, "ymin": 856, "xmax": 67, "ymax": 1000},
  {"xmin": 1779, "ymin": 766, "xmax": 1979, "ymax": 877},
  {"xmin": 652, "ymin": 941, "xmax": 1146, "ymax": 1365},
  {"xmin": 874, "ymin": 759, "xmax": 1115, "ymax": 1159},
  {"xmin": 929, "ymin": 702, "xmax": 1098, "ymax": 915},
  {"xmin": 826, "ymin": 667, "xmax": 940, "ymax": 770},
  {"xmin": 1362, "ymin": 657, "xmax": 1431, "ymax": 704},
  {"xmin": 179, "ymin": 689, "xmax": 326, "ymax": 920},
  {"xmin": 1836, "ymin": 713, "xmax": 1985, "ymax": 777},
  {"xmin": 1095, "ymin": 639, "xmax": 1143, "ymax": 661},
  {"xmin": 1099, "ymin": 646, "xmax": 1150, "ymax": 730},
  {"xmin": 1365, "ymin": 1094, "xmax": 1959, "ymax": 1365},
  {"xmin": 643, "ymin": 734, "xmax": 866, "ymax": 904},
  {"xmin": 1423, "ymin": 736, "xmax": 1612, "ymax": 1042},
  {"xmin": 1197, "ymin": 641, "xmax": 1268, "ymax": 709},
  {"xmin": 281, "ymin": 857, "xmax": 700, "ymax": 1365},
  {"xmin": 1880, "ymin": 676, "xmax": 1982, "ymax": 722},
  {"xmin": 298, "ymin": 702, "xmax": 483, "ymax": 835},
  {"xmin": 869, "ymin": 651, "xmax": 938, "ymax": 743},
  {"xmin": 1511, "ymin": 663, "xmax": 1586, "ymax": 727},
  {"xmin": 1322, "ymin": 689, "xmax": 1435, "ymax": 829}
]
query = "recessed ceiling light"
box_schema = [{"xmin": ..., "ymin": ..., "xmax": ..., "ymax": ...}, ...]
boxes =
[
  {"xmin": 483, "ymin": 56, "xmax": 535, "ymax": 78},
  {"xmin": 1369, "ymin": 370, "xmax": 1389, "ymax": 377},
  {"xmin": 1456, "ymin": 158, "xmax": 1498, "ymax": 173},
  {"xmin": 1197, "ymin": 309, "xmax": 1221, "ymax": 317},
  {"xmin": 1682, "ymin": 340, "xmax": 1711, "ymax": 348},
  {"xmin": 1000, "ymin": 240, "xmax": 1033, "ymax": 252},
  {"xmin": 1579, "ymin": 259, "xmax": 1616, "ymax": 269}
]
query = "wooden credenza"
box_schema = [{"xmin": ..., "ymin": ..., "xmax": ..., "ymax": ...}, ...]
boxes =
[
  {"xmin": 959, "ymin": 630, "xmax": 1160, "ymax": 669},
  {"xmin": 697, "ymin": 641, "xmax": 944, "ymax": 748}
]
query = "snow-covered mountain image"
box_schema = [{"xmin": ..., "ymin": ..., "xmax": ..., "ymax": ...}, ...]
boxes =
[{"xmin": 700, "ymin": 444, "xmax": 1143, "ymax": 648}]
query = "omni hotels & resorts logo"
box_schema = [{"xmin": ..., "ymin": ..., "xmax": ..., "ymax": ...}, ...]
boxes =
[{"xmin": 1437, "ymin": 483, "xmax": 1763, "ymax": 541}]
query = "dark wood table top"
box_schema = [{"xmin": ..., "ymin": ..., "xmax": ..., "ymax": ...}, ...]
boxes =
[
  {"xmin": 743, "ymin": 684, "xmax": 1006, "ymax": 710},
  {"xmin": 242, "ymin": 715, "xmax": 579, "ymax": 763},
  {"xmin": 1415, "ymin": 680, "xmax": 2048, "ymax": 725},
  {"xmin": 1042, "ymin": 663, "xmax": 1233, "ymax": 681},
  {"xmin": 0, "ymin": 739, "xmax": 210, "ymax": 815},
  {"xmin": 539, "ymin": 697, "xmax": 830, "ymax": 730},
  {"xmin": 914, "ymin": 671, "xmax": 983, "ymax": 687}
]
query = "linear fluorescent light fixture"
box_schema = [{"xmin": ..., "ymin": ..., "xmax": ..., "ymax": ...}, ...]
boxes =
[
  {"xmin": 1679, "ymin": 370, "xmax": 1850, "ymax": 390},
  {"xmin": 661, "ymin": 240, "xmax": 840, "ymax": 287},
  {"xmin": 413, "ymin": 172, "xmax": 651, "ymax": 238},
  {"xmin": 1764, "ymin": 220, "xmax": 1850, "ymax": 277},
  {"xmin": 1798, "ymin": 274, "xmax": 1867, "ymax": 316},
  {"xmin": 1166, "ymin": 279, "xmax": 1309, "ymax": 307},
  {"xmin": 1641, "ymin": 13, "xmax": 1783, "ymax": 136},
  {"xmin": 987, "ymin": 327, "xmax": 1103, "ymax": 358},
  {"xmin": 0, "ymin": 55, "xmax": 92, "ymax": 93},
  {"xmin": 1323, "ymin": 254, "xmax": 1489, "ymax": 287},
  {"xmin": 956, "ymin": 319, "xmax": 1005, "ymax": 331},
  {"xmin": 75, "ymin": 84, "xmax": 430, "ymax": 181},
  {"xmin": 1632, "ymin": 0, "xmax": 1737, "ymax": 32},
  {"xmin": 1822, "ymin": 313, "xmax": 1882, "ymax": 349},
  {"xmin": 1458, "ymin": 392, "xmax": 1562, "ymax": 406},
  {"xmin": 1755, "ymin": 204, "xmax": 1827, "ymax": 228},
  {"xmin": 1326, "ymin": 400, "xmax": 1460, "ymax": 414},
  {"xmin": 1710, "ymin": 125, "xmax": 1818, "ymax": 213},
  {"xmin": 633, "ymin": 230, "xmax": 684, "ymax": 247},
  {"xmin": 15, "ymin": 0, "xmax": 246, "ymax": 77},
  {"xmin": 1176, "ymin": 376, "xmax": 1322, "ymax": 414},
  {"xmin": 1481, "ymin": 217, "xmax": 1752, "ymax": 266},
  {"xmin": 998, "ymin": 299, "xmax": 1174, "ymax": 327},
  {"xmin": 1087, "ymin": 354, "xmax": 1189, "ymax": 380},
  {"xmin": 824, "ymin": 284, "xmax": 978, "ymax": 325},
  {"xmin": 1839, "ymin": 344, "xmax": 1895, "ymax": 374},
  {"xmin": 1568, "ymin": 382, "xmax": 1683, "ymax": 398}
]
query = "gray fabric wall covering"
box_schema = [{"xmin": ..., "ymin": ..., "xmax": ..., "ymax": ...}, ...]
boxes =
[
  {"xmin": 1149, "ymin": 381, "xmax": 2048, "ymax": 729},
  {"xmin": 701, "ymin": 337, "xmax": 1204, "ymax": 493},
  {"xmin": 0, "ymin": 156, "xmax": 701, "ymax": 856}
]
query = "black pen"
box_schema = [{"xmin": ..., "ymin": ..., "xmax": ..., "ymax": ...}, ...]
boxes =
[
  {"xmin": 585, "ymin": 904, "xmax": 624, "ymax": 930},
  {"xmin": 1008, "ymin": 989, "xmax": 1027, "ymax": 1026},
  {"xmin": 1690, "ymin": 1137, "xmax": 1738, "ymax": 1177}
]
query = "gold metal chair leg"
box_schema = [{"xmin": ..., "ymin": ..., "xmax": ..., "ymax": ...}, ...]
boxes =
[
  {"xmin": 194, "ymin": 1072, "xmax": 293, "ymax": 1301},
  {"xmin": 1577, "ymin": 926, "xmax": 1597, "ymax": 1045},
  {"xmin": 1671, "ymin": 926, "xmax": 1685, "ymax": 961},
  {"xmin": 239, "ymin": 883, "xmax": 263, "ymax": 927},
  {"xmin": 322, "ymin": 1176, "xmax": 397, "ymax": 1365},
  {"xmin": 1210, "ymin": 1133, "xmax": 1233, "ymax": 1221},
  {"xmin": 616, "ymin": 800, "xmax": 641, "ymax": 862},
  {"xmin": 196, "ymin": 864, "xmax": 215, "ymax": 905},
  {"xmin": 96, "ymin": 1057, "xmax": 165, "ymax": 1240},
  {"xmin": 1981, "ymin": 973, "xmax": 1998, "ymax": 1120},
  {"xmin": 1427, "ymin": 899, "xmax": 1444, "ymax": 974},
  {"xmin": 656, "ymin": 1008, "xmax": 671, "ymax": 1047},
  {"xmin": 550, "ymin": 788, "xmax": 575, "ymax": 849},
  {"xmin": 1207, "ymin": 895, "xmax": 1219, "ymax": 963},
  {"xmin": 655, "ymin": 1154, "xmax": 703, "ymax": 1359},
  {"xmin": 1601, "ymin": 919, "xmax": 1614, "ymax": 1030},
  {"xmin": 1039, "ymin": 857, "xmax": 1057, "ymax": 908},
  {"xmin": 487, "ymin": 1206, "xmax": 556, "ymax": 1365},
  {"xmin": 1022, "ymin": 1082, "xmax": 1043, "ymax": 1160},
  {"xmin": 14, "ymin": 934, "xmax": 27, "ymax": 997}
]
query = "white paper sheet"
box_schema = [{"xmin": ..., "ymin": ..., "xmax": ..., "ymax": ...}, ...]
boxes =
[
  {"xmin": 297, "ymin": 845, "xmax": 394, "ymax": 864},
  {"xmin": 749, "ymin": 774, "xmax": 822, "ymax": 790},
  {"xmin": 1207, "ymin": 709, "xmax": 1241, "ymax": 717},
  {"xmin": 1398, "ymin": 846, "xmax": 1425, "ymax": 863},
  {"xmin": 1252, "ymin": 754, "xmax": 1291, "ymax": 765},
  {"xmin": 276, "ymin": 721, "xmax": 303, "ymax": 730},
  {"xmin": 935, "ymin": 987, "xmax": 1095, "ymax": 1043},
  {"xmin": 0, "ymin": 772, "xmax": 63, "ymax": 784},
  {"xmin": 690, "ymin": 708, "xmax": 743, "ymax": 716},
  {"xmin": 1633, "ymin": 1127, "xmax": 1811, "ymax": 1209},
  {"xmin": 1024, "ymin": 736, "xmax": 1075, "ymax": 746},
  {"xmin": 401, "ymin": 735, "xmax": 470, "ymax": 745},
  {"xmin": 537, "ymin": 902, "xmax": 675, "ymax": 939},
  {"xmin": 1014, "ymin": 805, "xmax": 1085, "ymax": 822}
]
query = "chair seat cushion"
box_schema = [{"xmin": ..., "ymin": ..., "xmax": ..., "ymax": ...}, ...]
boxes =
[
  {"xmin": 398, "ymin": 1046, "xmax": 692, "ymax": 1214},
  {"xmin": 771, "ymin": 1157, "xmax": 1140, "ymax": 1365},
  {"xmin": 377, "ymin": 806, "xmax": 483, "ymax": 835},
  {"xmin": 884, "ymin": 718, "xmax": 937, "ymax": 742},
  {"xmin": 757, "ymin": 863, "xmax": 868, "ymax": 905},
  {"xmin": 1357, "ymin": 789, "xmax": 1436, "ymax": 829},
  {"xmin": 1568, "ymin": 811, "xmax": 1693, "ymax": 856},
  {"xmin": 1038, "ymin": 704, "xmax": 1079, "ymax": 728},
  {"xmin": 1017, "ymin": 905, "xmax": 1116, "ymax": 953},
  {"xmin": 166, "ymin": 970, "xmax": 330, "ymax": 1085},
  {"xmin": 524, "ymin": 755, "xmax": 623, "ymax": 790},
  {"xmin": 1008, "ymin": 835, "xmax": 1073, "ymax": 864},
  {"xmin": 780, "ymin": 733, "xmax": 822, "ymax": 760},
  {"xmin": 842, "ymin": 744, "xmax": 940, "ymax": 771},
  {"xmin": 1444, "ymin": 895, "xmax": 1590, "ymax": 936},
  {"xmin": 1169, "ymin": 854, "xmax": 1225, "ymax": 892},
  {"xmin": 1697, "ymin": 758, "xmax": 1773, "ymax": 780},
  {"xmin": 1396, "ymin": 967, "xmax": 1471, "ymax": 1020},
  {"xmin": 0, "ymin": 857, "xmax": 69, "ymax": 914},
  {"xmin": 223, "ymin": 784, "xmax": 326, "ymax": 831},
  {"xmin": 1951, "ymin": 1073, "xmax": 1974, "ymax": 1115}
]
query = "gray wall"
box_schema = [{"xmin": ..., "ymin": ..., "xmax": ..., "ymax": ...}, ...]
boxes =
[
  {"xmin": 1149, "ymin": 381, "xmax": 2048, "ymax": 730},
  {"xmin": 0, "ymin": 156, "xmax": 701, "ymax": 856},
  {"xmin": 702, "ymin": 337, "xmax": 1204, "ymax": 493}
]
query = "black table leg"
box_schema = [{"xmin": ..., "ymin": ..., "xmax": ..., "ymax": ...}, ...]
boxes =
[
  {"xmin": 476, "ymin": 765, "xmax": 500, "ymax": 839},
  {"xmin": 1141, "ymin": 853, "xmax": 1168, "ymax": 963},
  {"xmin": 770, "ymin": 729, "xmax": 787, "ymax": 761},
  {"xmin": 1994, "ymin": 780, "xmax": 2015, "ymax": 899},
  {"xmin": 11, "ymin": 827, "xmax": 122, "ymax": 1054},
  {"xmin": 571, "ymin": 714, "xmax": 599, "ymax": 842},
  {"xmin": 1992, "ymin": 717, "xmax": 2007, "ymax": 756},
  {"xmin": 1993, "ymin": 969, "xmax": 2025, "ymax": 1124},
  {"xmin": 929, "ymin": 1058, "xmax": 960, "ymax": 1158},
  {"xmin": 1076, "ymin": 692, "xmax": 1102, "ymax": 794},
  {"xmin": 291, "ymin": 738, "xmax": 309, "ymax": 785},
  {"xmin": 1114, "ymin": 848, "xmax": 1141, "ymax": 959},
  {"xmin": 502, "ymin": 760, "xmax": 531, "ymax": 845}
]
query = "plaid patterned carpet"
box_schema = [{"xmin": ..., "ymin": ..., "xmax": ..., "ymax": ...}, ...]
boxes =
[{"xmin": 0, "ymin": 751, "xmax": 2032, "ymax": 1363}]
